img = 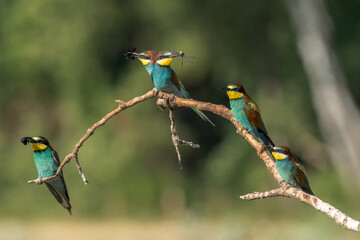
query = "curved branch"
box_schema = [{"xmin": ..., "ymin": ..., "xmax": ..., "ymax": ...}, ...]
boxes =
[
  {"xmin": 27, "ymin": 88, "xmax": 359, "ymax": 232},
  {"xmin": 155, "ymin": 92, "xmax": 360, "ymax": 232},
  {"xmin": 155, "ymin": 91, "xmax": 283, "ymax": 184},
  {"xmin": 28, "ymin": 88, "xmax": 158, "ymax": 184},
  {"xmin": 240, "ymin": 187, "xmax": 360, "ymax": 232}
]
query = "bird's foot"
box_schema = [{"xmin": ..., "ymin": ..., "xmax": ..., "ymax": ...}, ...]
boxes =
[
  {"xmin": 280, "ymin": 181, "xmax": 290, "ymax": 190},
  {"xmin": 242, "ymin": 130, "xmax": 250, "ymax": 138},
  {"xmin": 257, "ymin": 145, "xmax": 269, "ymax": 157},
  {"xmin": 155, "ymin": 89, "xmax": 160, "ymax": 96},
  {"xmin": 257, "ymin": 145, "xmax": 272, "ymax": 156},
  {"xmin": 35, "ymin": 178, "xmax": 43, "ymax": 185},
  {"xmin": 165, "ymin": 94, "xmax": 176, "ymax": 109}
]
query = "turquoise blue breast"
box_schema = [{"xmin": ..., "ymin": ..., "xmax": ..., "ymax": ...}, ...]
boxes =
[
  {"xmin": 144, "ymin": 63, "xmax": 153, "ymax": 75},
  {"xmin": 152, "ymin": 64, "xmax": 179, "ymax": 93},
  {"xmin": 33, "ymin": 148, "xmax": 59, "ymax": 178},
  {"xmin": 230, "ymin": 98, "xmax": 255, "ymax": 132},
  {"xmin": 276, "ymin": 159, "xmax": 298, "ymax": 187}
]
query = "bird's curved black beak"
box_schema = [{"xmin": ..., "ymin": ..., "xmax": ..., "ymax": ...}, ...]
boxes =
[
  {"xmin": 124, "ymin": 48, "xmax": 140, "ymax": 60},
  {"xmin": 21, "ymin": 137, "xmax": 35, "ymax": 145},
  {"xmin": 169, "ymin": 52, "xmax": 183, "ymax": 58},
  {"xmin": 264, "ymin": 146, "xmax": 275, "ymax": 152},
  {"xmin": 268, "ymin": 147, "xmax": 286, "ymax": 154},
  {"xmin": 219, "ymin": 87, "xmax": 230, "ymax": 91}
]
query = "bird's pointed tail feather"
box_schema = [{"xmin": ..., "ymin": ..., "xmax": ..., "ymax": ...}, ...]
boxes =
[{"xmin": 191, "ymin": 107, "xmax": 215, "ymax": 127}]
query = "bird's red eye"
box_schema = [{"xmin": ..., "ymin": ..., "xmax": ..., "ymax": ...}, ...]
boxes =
[{"xmin": 160, "ymin": 56, "xmax": 166, "ymax": 59}]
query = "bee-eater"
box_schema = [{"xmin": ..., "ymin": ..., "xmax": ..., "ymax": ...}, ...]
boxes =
[
  {"xmin": 271, "ymin": 146, "xmax": 314, "ymax": 195},
  {"xmin": 126, "ymin": 50, "xmax": 215, "ymax": 126},
  {"xmin": 222, "ymin": 83, "xmax": 274, "ymax": 147},
  {"xmin": 21, "ymin": 136, "xmax": 72, "ymax": 214}
]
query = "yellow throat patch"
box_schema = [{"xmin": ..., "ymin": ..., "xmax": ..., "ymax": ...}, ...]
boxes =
[
  {"xmin": 226, "ymin": 91, "xmax": 243, "ymax": 100},
  {"xmin": 31, "ymin": 143, "xmax": 47, "ymax": 151},
  {"xmin": 272, "ymin": 152, "xmax": 288, "ymax": 161},
  {"xmin": 139, "ymin": 59, "xmax": 150, "ymax": 66},
  {"xmin": 157, "ymin": 58, "xmax": 173, "ymax": 66}
]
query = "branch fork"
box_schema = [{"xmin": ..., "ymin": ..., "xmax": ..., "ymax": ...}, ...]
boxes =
[{"xmin": 168, "ymin": 108, "xmax": 200, "ymax": 170}]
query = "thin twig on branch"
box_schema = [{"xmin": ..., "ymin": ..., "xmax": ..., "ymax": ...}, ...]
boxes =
[
  {"xmin": 26, "ymin": 88, "xmax": 359, "ymax": 232},
  {"xmin": 168, "ymin": 108, "xmax": 200, "ymax": 170}
]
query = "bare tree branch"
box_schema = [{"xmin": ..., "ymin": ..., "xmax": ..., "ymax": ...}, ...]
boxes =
[
  {"xmin": 240, "ymin": 187, "xmax": 360, "ymax": 232},
  {"xmin": 27, "ymin": 88, "xmax": 359, "ymax": 232},
  {"xmin": 156, "ymin": 92, "xmax": 360, "ymax": 232},
  {"xmin": 168, "ymin": 108, "xmax": 200, "ymax": 170},
  {"xmin": 240, "ymin": 187, "xmax": 284, "ymax": 199}
]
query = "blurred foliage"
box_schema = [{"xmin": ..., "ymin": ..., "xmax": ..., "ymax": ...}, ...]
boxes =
[{"xmin": 0, "ymin": 0, "xmax": 359, "ymax": 238}]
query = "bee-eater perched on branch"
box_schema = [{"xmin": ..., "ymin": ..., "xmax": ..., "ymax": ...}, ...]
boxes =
[
  {"xmin": 21, "ymin": 136, "xmax": 72, "ymax": 214},
  {"xmin": 125, "ymin": 49, "xmax": 215, "ymax": 127},
  {"xmin": 222, "ymin": 83, "xmax": 274, "ymax": 147},
  {"xmin": 271, "ymin": 146, "xmax": 314, "ymax": 195}
]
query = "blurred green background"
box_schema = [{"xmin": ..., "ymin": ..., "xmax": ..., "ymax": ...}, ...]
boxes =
[{"xmin": 1, "ymin": 0, "xmax": 360, "ymax": 239}]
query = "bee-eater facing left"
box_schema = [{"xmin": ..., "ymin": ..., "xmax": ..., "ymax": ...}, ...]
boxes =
[
  {"xmin": 271, "ymin": 146, "xmax": 314, "ymax": 195},
  {"xmin": 21, "ymin": 136, "xmax": 72, "ymax": 215},
  {"xmin": 222, "ymin": 83, "xmax": 274, "ymax": 147},
  {"xmin": 126, "ymin": 50, "xmax": 215, "ymax": 127}
]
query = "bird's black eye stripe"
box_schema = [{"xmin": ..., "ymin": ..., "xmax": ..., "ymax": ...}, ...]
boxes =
[
  {"xmin": 278, "ymin": 149, "xmax": 288, "ymax": 154},
  {"xmin": 38, "ymin": 140, "xmax": 47, "ymax": 145},
  {"xmin": 138, "ymin": 55, "xmax": 149, "ymax": 60}
]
